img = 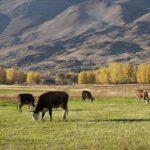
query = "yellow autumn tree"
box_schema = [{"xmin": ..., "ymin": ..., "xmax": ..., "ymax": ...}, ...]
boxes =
[
  {"xmin": 27, "ymin": 71, "xmax": 34, "ymax": 83},
  {"xmin": 108, "ymin": 62, "xmax": 136, "ymax": 84},
  {"xmin": 94, "ymin": 70, "xmax": 100, "ymax": 84},
  {"xmin": 27, "ymin": 71, "xmax": 41, "ymax": 84},
  {"xmin": 98, "ymin": 68, "xmax": 110, "ymax": 83},
  {"xmin": 34, "ymin": 72, "xmax": 41, "ymax": 84},
  {"xmin": 86, "ymin": 71, "xmax": 96, "ymax": 84},
  {"xmin": 121, "ymin": 63, "xmax": 136, "ymax": 83},
  {"xmin": 108, "ymin": 63, "xmax": 124, "ymax": 83},
  {"xmin": 145, "ymin": 64, "xmax": 150, "ymax": 83},
  {"xmin": 6, "ymin": 68, "xmax": 18, "ymax": 84},
  {"xmin": 136, "ymin": 64, "xmax": 150, "ymax": 83},
  {"xmin": 78, "ymin": 71, "xmax": 88, "ymax": 84}
]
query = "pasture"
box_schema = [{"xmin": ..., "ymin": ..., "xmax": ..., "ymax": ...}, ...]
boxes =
[{"xmin": 0, "ymin": 96, "xmax": 150, "ymax": 150}]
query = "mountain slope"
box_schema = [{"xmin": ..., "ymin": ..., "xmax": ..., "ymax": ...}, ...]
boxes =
[{"xmin": 0, "ymin": 0, "xmax": 149, "ymax": 72}]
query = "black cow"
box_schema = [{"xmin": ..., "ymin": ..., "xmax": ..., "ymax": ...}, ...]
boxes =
[
  {"xmin": 17, "ymin": 94, "xmax": 35, "ymax": 112},
  {"xmin": 82, "ymin": 90, "xmax": 95, "ymax": 102},
  {"xmin": 33, "ymin": 91, "xmax": 69, "ymax": 121}
]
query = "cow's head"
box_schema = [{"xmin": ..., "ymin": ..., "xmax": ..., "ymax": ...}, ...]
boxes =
[
  {"xmin": 91, "ymin": 97, "xmax": 95, "ymax": 102},
  {"xmin": 32, "ymin": 112, "xmax": 39, "ymax": 121}
]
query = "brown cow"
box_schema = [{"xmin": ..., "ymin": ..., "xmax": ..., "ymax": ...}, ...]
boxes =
[{"xmin": 136, "ymin": 90, "xmax": 149, "ymax": 104}]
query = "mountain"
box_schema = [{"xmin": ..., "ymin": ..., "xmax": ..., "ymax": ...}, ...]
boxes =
[{"xmin": 0, "ymin": 0, "xmax": 149, "ymax": 72}]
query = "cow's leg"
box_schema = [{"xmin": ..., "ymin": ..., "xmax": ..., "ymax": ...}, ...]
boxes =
[
  {"xmin": 62, "ymin": 109, "xmax": 67, "ymax": 121},
  {"xmin": 82, "ymin": 97, "xmax": 85, "ymax": 102},
  {"xmin": 145, "ymin": 100, "xmax": 148, "ymax": 104},
  {"xmin": 144, "ymin": 99, "xmax": 148, "ymax": 104},
  {"xmin": 138, "ymin": 98, "xmax": 140, "ymax": 104},
  {"xmin": 49, "ymin": 108, "xmax": 52, "ymax": 121},
  {"xmin": 137, "ymin": 97, "xmax": 140, "ymax": 104},
  {"xmin": 19, "ymin": 106, "xmax": 21, "ymax": 112},
  {"xmin": 41, "ymin": 112, "xmax": 45, "ymax": 121},
  {"xmin": 28, "ymin": 105, "xmax": 30, "ymax": 111},
  {"xmin": 19, "ymin": 105, "xmax": 22, "ymax": 112}
]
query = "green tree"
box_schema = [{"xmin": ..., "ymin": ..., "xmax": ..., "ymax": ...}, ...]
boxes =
[
  {"xmin": 55, "ymin": 73, "xmax": 65, "ymax": 84},
  {"xmin": 0, "ymin": 68, "xmax": 6, "ymax": 84},
  {"xmin": 16, "ymin": 71, "xmax": 27, "ymax": 84}
]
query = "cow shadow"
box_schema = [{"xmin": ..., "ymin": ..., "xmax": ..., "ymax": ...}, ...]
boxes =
[
  {"xmin": 53, "ymin": 109, "xmax": 89, "ymax": 112},
  {"xmin": 0, "ymin": 104, "xmax": 9, "ymax": 107},
  {"xmin": 69, "ymin": 118, "xmax": 150, "ymax": 123},
  {"xmin": 69, "ymin": 109, "xmax": 90, "ymax": 112},
  {"xmin": 87, "ymin": 118, "xmax": 150, "ymax": 123},
  {"xmin": 0, "ymin": 104, "xmax": 16, "ymax": 107}
]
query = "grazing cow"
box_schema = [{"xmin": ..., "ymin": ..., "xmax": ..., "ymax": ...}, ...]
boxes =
[
  {"xmin": 82, "ymin": 90, "xmax": 95, "ymax": 102},
  {"xmin": 136, "ymin": 90, "xmax": 149, "ymax": 104},
  {"xmin": 17, "ymin": 94, "xmax": 35, "ymax": 112},
  {"xmin": 33, "ymin": 91, "xmax": 69, "ymax": 121}
]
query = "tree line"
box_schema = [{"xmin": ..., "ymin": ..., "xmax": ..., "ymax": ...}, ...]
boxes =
[
  {"xmin": 0, "ymin": 63, "xmax": 150, "ymax": 85},
  {"xmin": 0, "ymin": 68, "xmax": 41, "ymax": 84},
  {"xmin": 78, "ymin": 63, "xmax": 150, "ymax": 84}
]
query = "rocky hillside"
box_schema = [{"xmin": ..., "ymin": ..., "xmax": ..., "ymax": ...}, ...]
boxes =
[{"xmin": 0, "ymin": 0, "xmax": 149, "ymax": 72}]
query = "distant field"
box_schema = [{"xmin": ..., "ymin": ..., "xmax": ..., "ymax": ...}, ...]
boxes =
[
  {"xmin": 0, "ymin": 97, "xmax": 150, "ymax": 150},
  {"xmin": 0, "ymin": 84, "xmax": 150, "ymax": 100}
]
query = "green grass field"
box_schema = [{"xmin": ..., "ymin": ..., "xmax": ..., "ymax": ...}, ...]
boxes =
[{"xmin": 0, "ymin": 98, "xmax": 150, "ymax": 150}]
